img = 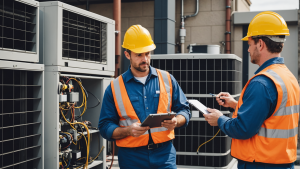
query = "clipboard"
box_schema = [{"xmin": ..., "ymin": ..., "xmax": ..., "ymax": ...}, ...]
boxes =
[
  {"xmin": 187, "ymin": 99, "xmax": 210, "ymax": 115},
  {"xmin": 140, "ymin": 112, "xmax": 177, "ymax": 128}
]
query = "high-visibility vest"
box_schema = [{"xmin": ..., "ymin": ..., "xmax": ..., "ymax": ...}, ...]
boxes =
[
  {"xmin": 231, "ymin": 64, "xmax": 299, "ymax": 164},
  {"xmin": 111, "ymin": 69, "xmax": 175, "ymax": 147}
]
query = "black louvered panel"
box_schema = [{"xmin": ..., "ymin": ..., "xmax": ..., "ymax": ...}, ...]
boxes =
[
  {"xmin": 0, "ymin": 69, "xmax": 41, "ymax": 169},
  {"xmin": 151, "ymin": 58, "xmax": 242, "ymax": 95},
  {"xmin": 62, "ymin": 10, "xmax": 107, "ymax": 64},
  {"xmin": 0, "ymin": 0, "xmax": 37, "ymax": 53}
]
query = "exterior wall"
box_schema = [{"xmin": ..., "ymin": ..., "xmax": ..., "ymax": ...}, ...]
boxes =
[
  {"xmin": 236, "ymin": 0, "xmax": 250, "ymax": 12},
  {"xmin": 77, "ymin": 0, "xmax": 249, "ymax": 56},
  {"xmin": 231, "ymin": 0, "xmax": 251, "ymax": 58},
  {"xmin": 77, "ymin": 2, "xmax": 155, "ymax": 41},
  {"xmin": 175, "ymin": 0, "xmax": 226, "ymax": 53},
  {"xmin": 77, "ymin": 2, "xmax": 155, "ymax": 52},
  {"xmin": 77, "ymin": 2, "xmax": 154, "ymax": 72},
  {"xmin": 174, "ymin": 0, "xmax": 249, "ymax": 54}
]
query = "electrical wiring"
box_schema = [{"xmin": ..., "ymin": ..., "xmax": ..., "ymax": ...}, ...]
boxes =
[
  {"xmin": 63, "ymin": 156, "xmax": 67, "ymax": 167},
  {"xmin": 60, "ymin": 109, "xmax": 90, "ymax": 169},
  {"xmin": 196, "ymin": 129, "xmax": 220, "ymax": 154},
  {"xmin": 68, "ymin": 78, "xmax": 87, "ymax": 118},
  {"xmin": 75, "ymin": 146, "xmax": 105, "ymax": 169},
  {"xmin": 87, "ymin": 91, "xmax": 101, "ymax": 109}
]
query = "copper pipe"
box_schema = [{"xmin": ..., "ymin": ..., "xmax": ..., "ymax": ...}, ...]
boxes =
[
  {"xmin": 225, "ymin": 0, "xmax": 231, "ymax": 54},
  {"xmin": 114, "ymin": 0, "xmax": 121, "ymax": 78}
]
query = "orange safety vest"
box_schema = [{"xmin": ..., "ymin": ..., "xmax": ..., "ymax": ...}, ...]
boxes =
[
  {"xmin": 231, "ymin": 64, "xmax": 299, "ymax": 164},
  {"xmin": 111, "ymin": 69, "xmax": 175, "ymax": 147}
]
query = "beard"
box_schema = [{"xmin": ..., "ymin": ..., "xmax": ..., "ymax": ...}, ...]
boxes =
[
  {"xmin": 250, "ymin": 47, "xmax": 260, "ymax": 64},
  {"xmin": 130, "ymin": 59, "xmax": 150, "ymax": 72}
]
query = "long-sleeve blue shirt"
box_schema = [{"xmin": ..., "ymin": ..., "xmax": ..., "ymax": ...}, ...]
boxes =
[
  {"xmin": 218, "ymin": 57, "xmax": 291, "ymax": 167},
  {"xmin": 218, "ymin": 57, "xmax": 283, "ymax": 139},
  {"xmin": 98, "ymin": 66, "xmax": 191, "ymax": 142}
]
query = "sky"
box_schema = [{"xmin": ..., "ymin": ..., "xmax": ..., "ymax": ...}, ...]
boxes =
[{"xmin": 250, "ymin": 0, "xmax": 299, "ymax": 11}]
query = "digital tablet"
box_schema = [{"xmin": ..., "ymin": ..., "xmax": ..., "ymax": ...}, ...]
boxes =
[
  {"xmin": 140, "ymin": 112, "xmax": 177, "ymax": 128},
  {"xmin": 187, "ymin": 99, "xmax": 210, "ymax": 115}
]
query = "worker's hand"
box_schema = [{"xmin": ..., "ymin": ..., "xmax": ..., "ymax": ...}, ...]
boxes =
[
  {"xmin": 161, "ymin": 116, "xmax": 177, "ymax": 131},
  {"xmin": 127, "ymin": 122, "xmax": 150, "ymax": 137},
  {"xmin": 216, "ymin": 92, "xmax": 238, "ymax": 109},
  {"xmin": 203, "ymin": 108, "xmax": 223, "ymax": 126}
]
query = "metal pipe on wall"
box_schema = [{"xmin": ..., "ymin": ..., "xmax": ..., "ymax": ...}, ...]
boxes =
[
  {"xmin": 114, "ymin": 0, "xmax": 121, "ymax": 78},
  {"xmin": 180, "ymin": 0, "xmax": 199, "ymax": 53},
  {"xmin": 86, "ymin": 0, "xmax": 89, "ymax": 11},
  {"xmin": 225, "ymin": 0, "xmax": 231, "ymax": 54},
  {"xmin": 180, "ymin": 0, "xmax": 185, "ymax": 53}
]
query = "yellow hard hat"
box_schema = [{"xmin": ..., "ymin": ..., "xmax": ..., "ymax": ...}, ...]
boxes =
[
  {"xmin": 242, "ymin": 11, "xmax": 290, "ymax": 41},
  {"xmin": 122, "ymin": 25, "xmax": 156, "ymax": 53}
]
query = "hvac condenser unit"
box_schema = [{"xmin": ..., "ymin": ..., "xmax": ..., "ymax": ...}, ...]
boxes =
[
  {"xmin": 44, "ymin": 69, "xmax": 112, "ymax": 169},
  {"xmin": 39, "ymin": 1, "xmax": 115, "ymax": 75},
  {"xmin": 151, "ymin": 54, "xmax": 242, "ymax": 168},
  {"xmin": 0, "ymin": 60, "xmax": 44, "ymax": 169},
  {"xmin": 0, "ymin": 0, "xmax": 39, "ymax": 63}
]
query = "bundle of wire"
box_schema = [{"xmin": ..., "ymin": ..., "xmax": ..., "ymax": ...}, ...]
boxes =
[
  {"xmin": 60, "ymin": 108, "xmax": 90, "ymax": 169},
  {"xmin": 69, "ymin": 78, "xmax": 87, "ymax": 118}
]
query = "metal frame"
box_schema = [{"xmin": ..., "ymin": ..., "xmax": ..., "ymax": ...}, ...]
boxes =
[
  {"xmin": 44, "ymin": 66, "xmax": 112, "ymax": 169},
  {"xmin": 151, "ymin": 54, "xmax": 242, "ymax": 168},
  {"xmin": 39, "ymin": 1, "xmax": 115, "ymax": 74},
  {"xmin": 0, "ymin": 60, "xmax": 44, "ymax": 169},
  {"xmin": 0, "ymin": 0, "xmax": 39, "ymax": 63}
]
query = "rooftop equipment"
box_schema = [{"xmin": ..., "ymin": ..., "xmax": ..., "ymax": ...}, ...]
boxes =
[
  {"xmin": 151, "ymin": 53, "xmax": 242, "ymax": 168},
  {"xmin": 39, "ymin": 1, "xmax": 115, "ymax": 75},
  {"xmin": 0, "ymin": 0, "xmax": 39, "ymax": 63}
]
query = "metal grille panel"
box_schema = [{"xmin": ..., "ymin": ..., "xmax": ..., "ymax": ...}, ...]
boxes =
[
  {"xmin": 0, "ymin": 0, "xmax": 37, "ymax": 53},
  {"xmin": 62, "ymin": 10, "xmax": 107, "ymax": 64},
  {"xmin": 0, "ymin": 69, "xmax": 42, "ymax": 169},
  {"xmin": 151, "ymin": 59, "xmax": 242, "ymax": 95},
  {"xmin": 151, "ymin": 56, "xmax": 242, "ymax": 168}
]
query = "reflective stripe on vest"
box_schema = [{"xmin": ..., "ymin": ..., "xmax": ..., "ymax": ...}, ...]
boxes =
[
  {"xmin": 231, "ymin": 64, "xmax": 299, "ymax": 164},
  {"xmin": 257, "ymin": 69, "xmax": 298, "ymax": 139},
  {"xmin": 258, "ymin": 127, "xmax": 298, "ymax": 139},
  {"xmin": 160, "ymin": 70, "xmax": 172, "ymax": 112},
  {"xmin": 111, "ymin": 69, "xmax": 174, "ymax": 147}
]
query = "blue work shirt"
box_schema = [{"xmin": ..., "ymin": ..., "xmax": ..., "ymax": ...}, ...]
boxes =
[
  {"xmin": 218, "ymin": 57, "xmax": 295, "ymax": 167},
  {"xmin": 98, "ymin": 66, "xmax": 191, "ymax": 142}
]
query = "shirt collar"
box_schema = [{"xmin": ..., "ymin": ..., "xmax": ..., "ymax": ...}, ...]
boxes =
[
  {"xmin": 122, "ymin": 65, "xmax": 158, "ymax": 83},
  {"xmin": 255, "ymin": 57, "xmax": 284, "ymax": 75}
]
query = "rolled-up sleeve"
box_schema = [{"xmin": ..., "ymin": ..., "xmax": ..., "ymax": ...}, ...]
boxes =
[
  {"xmin": 98, "ymin": 84, "xmax": 120, "ymax": 141},
  {"xmin": 170, "ymin": 74, "xmax": 191, "ymax": 128}
]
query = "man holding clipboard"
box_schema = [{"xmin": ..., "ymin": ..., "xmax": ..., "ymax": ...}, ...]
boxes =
[{"xmin": 98, "ymin": 25, "xmax": 190, "ymax": 169}]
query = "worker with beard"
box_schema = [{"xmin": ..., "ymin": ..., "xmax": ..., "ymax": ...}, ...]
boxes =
[
  {"xmin": 98, "ymin": 25, "xmax": 190, "ymax": 169},
  {"xmin": 203, "ymin": 11, "xmax": 299, "ymax": 169}
]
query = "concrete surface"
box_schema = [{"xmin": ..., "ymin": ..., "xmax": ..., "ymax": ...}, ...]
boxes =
[{"xmin": 107, "ymin": 155, "xmax": 300, "ymax": 169}]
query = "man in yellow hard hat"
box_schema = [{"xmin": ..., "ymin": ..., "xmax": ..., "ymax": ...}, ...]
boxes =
[
  {"xmin": 98, "ymin": 25, "xmax": 191, "ymax": 169},
  {"xmin": 203, "ymin": 11, "xmax": 299, "ymax": 169}
]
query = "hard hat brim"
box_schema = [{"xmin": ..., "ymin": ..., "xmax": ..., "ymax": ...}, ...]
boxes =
[
  {"xmin": 130, "ymin": 44, "xmax": 156, "ymax": 54},
  {"xmin": 241, "ymin": 36, "xmax": 249, "ymax": 41}
]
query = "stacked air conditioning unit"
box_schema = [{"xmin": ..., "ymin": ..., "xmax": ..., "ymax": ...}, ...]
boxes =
[
  {"xmin": 40, "ymin": 2, "xmax": 114, "ymax": 169},
  {"xmin": 39, "ymin": 1, "xmax": 115, "ymax": 75},
  {"xmin": 0, "ymin": 0, "xmax": 39, "ymax": 63},
  {"xmin": 151, "ymin": 53, "xmax": 242, "ymax": 168},
  {"xmin": 0, "ymin": 1, "xmax": 44, "ymax": 169}
]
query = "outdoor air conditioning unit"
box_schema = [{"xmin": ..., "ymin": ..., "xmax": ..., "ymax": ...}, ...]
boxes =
[
  {"xmin": 0, "ymin": 0, "xmax": 39, "ymax": 63},
  {"xmin": 0, "ymin": 60, "xmax": 44, "ymax": 169},
  {"xmin": 39, "ymin": 1, "xmax": 115, "ymax": 75},
  {"xmin": 151, "ymin": 53, "xmax": 242, "ymax": 168}
]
